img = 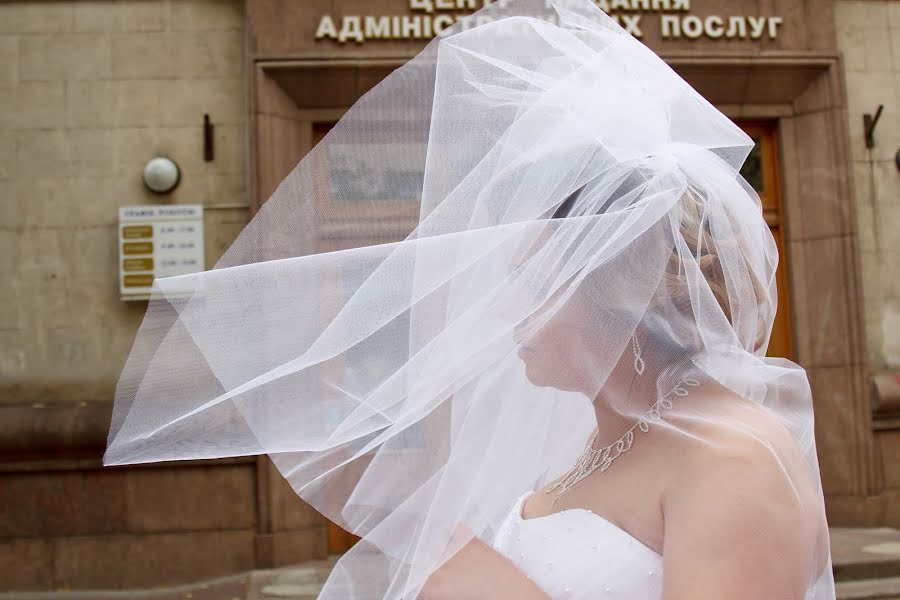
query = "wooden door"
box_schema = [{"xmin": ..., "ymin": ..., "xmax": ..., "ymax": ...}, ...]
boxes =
[
  {"xmin": 311, "ymin": 120, "xmax": 421, "ymax": 554},
  {"xmin": 737, "ymin": 120, "xmax": 793, "ymax": 359},
  {"xmin": 311, "ymin": 121, "xmax": 363, "ymax": 555}
]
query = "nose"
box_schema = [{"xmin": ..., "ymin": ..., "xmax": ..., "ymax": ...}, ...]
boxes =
[
  {"xmin": 513, "ymin": 308, "xmax": 542, "ymax": 345},
  {"xmin": 513, "ymin": 318, "xmax": 530, "ymax": 345}
]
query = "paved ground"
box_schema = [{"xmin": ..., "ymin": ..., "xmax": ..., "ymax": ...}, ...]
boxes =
[{"xmin": 4, "ymin": 528, "xmax": 900, "ymax": 599}]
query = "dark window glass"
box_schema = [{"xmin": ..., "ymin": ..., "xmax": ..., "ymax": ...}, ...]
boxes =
[
  {"xmin": 329, "ymin": 168, "xmax": 423, "ymax": 202},
  {"xmin": 328, "ymin": 142, "xmax": 425, "ymax": 202},
  {"xmin": 740, "ymin": 136, "xmax": 764, "ymax": 193}
]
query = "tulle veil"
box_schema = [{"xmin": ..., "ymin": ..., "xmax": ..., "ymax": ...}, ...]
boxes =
[{"xmin": 105, "ymin": 0, "xmax": 836, "ymax": 597}]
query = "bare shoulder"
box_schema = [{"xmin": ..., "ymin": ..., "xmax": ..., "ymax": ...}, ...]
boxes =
[
  {"xmin": 667, "ymin": 416, "xmax": 812, "ymax": 519},
  {"xmin": 666, "ymin": 379, "xmax": 814, "ymax": 487},
  {"xmin": 661, "ymin": 381, "xmax": 829, "ymax": 579}
]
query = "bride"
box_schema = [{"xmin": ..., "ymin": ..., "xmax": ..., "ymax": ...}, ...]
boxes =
[
  {"xmin": 104, "ymin": 0, "xmax": 836, "ymax": 598},
  {"xmin": 419, "ymin": 188, "xmax": 832, "ymax": 599}
]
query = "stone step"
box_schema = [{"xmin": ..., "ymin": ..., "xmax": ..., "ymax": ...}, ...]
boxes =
[
  {"xmin": 836, "ymin": 576, "xmax": 900, "ymax": 600},
  {"xmin": 260, "ymin": 582, "xmax": 323, "ymax": 600},
  {"xmin": 832, "ymin": 528, "xmax": 900, "ymax": 582},
  {"xmin": 253, "ymin": 558, "xmax": 336, "ymax": 600}
]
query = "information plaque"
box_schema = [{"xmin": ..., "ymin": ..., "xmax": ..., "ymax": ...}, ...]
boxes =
[{"xmin": 118, "ymin": 204, "xmax": 205, "ymax": 301}]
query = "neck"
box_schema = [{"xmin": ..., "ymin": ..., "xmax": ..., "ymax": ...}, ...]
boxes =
[
  {"xmin": 590, "ymin": 348, "xmax": 698, "ymax": 445},
  {"xmin": 591, "ymin": 370, "xmax": 651, "ymax": 446},
  {"xmin": 589, "ymin": 345, "xmax": 686, "ymax": 443}
]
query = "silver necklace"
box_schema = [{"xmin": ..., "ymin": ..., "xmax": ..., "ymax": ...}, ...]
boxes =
[{"xmin": 544, "ymin": 375, "xmax": 700, "ymax": 501}]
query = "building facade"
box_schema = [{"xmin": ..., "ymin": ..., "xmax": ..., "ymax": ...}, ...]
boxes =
[{"xmin": 1, "ymin": 0, "xmax": 898, "ymax": 590}]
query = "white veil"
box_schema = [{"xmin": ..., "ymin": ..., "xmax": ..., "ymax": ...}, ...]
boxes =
[{"xmin": 105, "ymin": 1, "xmax": 836, "ymax": 598}]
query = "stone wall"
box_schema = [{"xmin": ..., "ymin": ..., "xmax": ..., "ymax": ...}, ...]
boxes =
[
  {"xmin": 0, "ymin": 1, "xmax": 317, "ymax": 591},
  {"xmin": 836, "ymin": 1, "xmax": 900, "ymax": 373},
  {"xmin": 0, "ymin": 0, "xmax": 250, "ymax": 407},
  {"xmin": 831, "ymin": 0, "xmax": 900, "ymax": 525}
]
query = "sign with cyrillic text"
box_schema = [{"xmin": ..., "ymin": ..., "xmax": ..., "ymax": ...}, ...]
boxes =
[{"xmin": 118, "ymin": 205, "xmax": 205, "ymax": 301}]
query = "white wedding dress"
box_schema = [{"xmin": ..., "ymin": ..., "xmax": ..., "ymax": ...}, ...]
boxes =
[{"xmin": 491, "ymin": 492, "xmax": 663, "ymax": 599}]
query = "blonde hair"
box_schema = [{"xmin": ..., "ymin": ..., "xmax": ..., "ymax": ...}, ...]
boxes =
[{"xmin": 659, "ymin": 186, "xmax": 771, "ymax": 353}]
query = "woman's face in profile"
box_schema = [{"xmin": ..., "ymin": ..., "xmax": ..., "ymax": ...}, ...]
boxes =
[
  {"xmin": 512, "ymin": 274, "xmax": 642, "ymax": 405},
  {"xmin": 508, "ymin": 218, "xmax": 612, "ymax": 395},
  {"xmin": 514, "ymin": 290, "xmax": 597, "ymax": 393}
]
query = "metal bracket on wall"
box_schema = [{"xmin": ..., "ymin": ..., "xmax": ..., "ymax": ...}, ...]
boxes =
[
  {"xmin": 204, "ymin": 113, "xmax": 215, "ymax": 162},
  {"xmin": 863, "ymin": 104, "xmax": 884, "ymax": 149}
]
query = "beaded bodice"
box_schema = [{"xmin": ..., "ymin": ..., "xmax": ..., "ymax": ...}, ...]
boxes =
[{"xmin": 490, "ymin": 492, "xmax": 663, "ymax": 599}]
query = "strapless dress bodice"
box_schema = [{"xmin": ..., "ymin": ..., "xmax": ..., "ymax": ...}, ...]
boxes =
[{"xmin": 490, "ymin": 492, "xmax": 663, "ymax": 599}]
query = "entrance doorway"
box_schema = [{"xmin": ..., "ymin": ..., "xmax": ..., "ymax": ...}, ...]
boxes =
[
  {"xmin": 311, "ymin": 118, "xmax": 794, "ymax": 361},
  {"xmin": 312, "ymin": 117, "xmax": 793, "ymax": 553}
]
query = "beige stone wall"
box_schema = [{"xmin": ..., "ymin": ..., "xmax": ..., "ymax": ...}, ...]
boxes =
[
  {"xmin": 0, "ymin": 0, "xmax": 250, "ymax": 406},
  {"xmin": 835, "ymin": 0, "xmax": 900, "ymax": 371}
]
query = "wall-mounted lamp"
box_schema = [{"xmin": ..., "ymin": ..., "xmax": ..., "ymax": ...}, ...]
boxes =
[{"xmin": 142, "ymin": 156, "xmax": 181, "ymax": 194}]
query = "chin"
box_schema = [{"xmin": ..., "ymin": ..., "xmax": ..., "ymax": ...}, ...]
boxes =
[
  {"xmin": 523, "ymin": 366, "xmax": 548, "ymax": 388},
  {"xmin": 522, "ymin": 359, "xmax": 571, "ymax": 391},
  {"xmin": 519, "ymin": 353, "xmax": 548, "ymax": 388}
]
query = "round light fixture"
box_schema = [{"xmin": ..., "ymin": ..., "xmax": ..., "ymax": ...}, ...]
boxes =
[{"xmin": 143, "ymin": 156, "xmax": 181, "ymax": 194}]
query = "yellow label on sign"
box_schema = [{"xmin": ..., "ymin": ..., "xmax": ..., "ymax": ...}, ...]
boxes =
[
  {"xmin": 123, "ymin": 241, "xmax": 153, "ymax": 255},
  {"xmin": 123, "ymin": 274, "xmax": 154, "ymax": 288},
  {"xmin": 122, "ymin": 225, "xmax": 153, "ymax": 239},
  {"xmin": 123, "ymin": 257, "xmax": 154, "ymax": 271}
]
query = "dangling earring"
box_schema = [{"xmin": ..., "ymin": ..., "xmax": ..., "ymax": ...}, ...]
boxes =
[{"xmin": 631, "ymin": 334, "xmax": 645, "ymax": 375}]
